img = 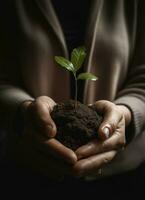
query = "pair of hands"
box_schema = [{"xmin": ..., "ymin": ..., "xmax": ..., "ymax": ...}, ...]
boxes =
[{"xmin": 13, "ymin": 96, "xmax": 131, "ymax": 180}]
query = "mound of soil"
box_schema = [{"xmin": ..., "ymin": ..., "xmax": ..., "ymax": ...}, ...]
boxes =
[{"xmin": 51, "ymin": 100, "xmax": 102, "ymax": 150}]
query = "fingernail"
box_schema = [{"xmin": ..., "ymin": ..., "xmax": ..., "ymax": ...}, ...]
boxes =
[{"xmin": 103, "ymin": 127, "xmax": 110, "ymax": 139}]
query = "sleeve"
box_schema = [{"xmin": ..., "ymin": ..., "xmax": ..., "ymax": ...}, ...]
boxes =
[
  {"xmin": 114, "ymin": 0, "xmax": 145, "ymax": 141},
  {"xmin": 0, "ymin": 1, "xmax": 34, "ymax": 131},
  {"xmin": 101, "ymin": 0, "xmax": 145, "ymax": 176}
]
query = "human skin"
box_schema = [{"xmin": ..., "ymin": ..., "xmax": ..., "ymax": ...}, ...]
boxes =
[
  {"xmin": 13, "ymin": 96, "xmax": 77, "ymax": 179},
  {"xmin": 18, "ymin": 97, "xmax": 131, "ymax": 178},
  {"xmin": 73, "ymin": 101, "xmax": 132, "ymax": 177}
]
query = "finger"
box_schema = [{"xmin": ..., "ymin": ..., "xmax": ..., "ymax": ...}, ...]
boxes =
[
  {"xmin": 102, "ymin": 123, "xmax": 126, "ymax": 151},
  {"xmin": 75, "ymin": 139, "xmax": 103, "ymax": 159},
  {"xmin": 73, "ymin": 150, "xmax": 116, "ymax": 177},
  {"xmin": 28, "ymin": 99, "xmax": 57, "ymax": 138},
  {"xmin": 43, "ymin": 138, "xmax": 78, "ymax": 165},
  {"xmin": 31, "ymin": 132, "xmax": 77, "ymax": 165},
  {"xmin": 17, "ymin": 143, "xmax": 69, "ymax": 180},
  {"xmin": 36, "ymin": 96, "xmax": 56, "ymax": 112},
  {"xmin": 94, "ymin": 101, "xmax": 123, "ymax": 140},
  {"xmin": 76, "ymin": 119, "xmax": 126, "ymax": 159},
  {"xmin": 23, "ymin": 128, "xmax": 77, "ymax": 165},
  {"xmin": 15, "ymin": 131, "xmax": 73, "ymax": 178}
]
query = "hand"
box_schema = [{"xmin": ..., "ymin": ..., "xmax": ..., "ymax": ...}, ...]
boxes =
[
  {"xmin": 10, "ymin": 96, "xmax": 77, "ymax": 179},
  {"xmin": 72, "ymin": 100, "xmax": 131, "ymax": 177}
]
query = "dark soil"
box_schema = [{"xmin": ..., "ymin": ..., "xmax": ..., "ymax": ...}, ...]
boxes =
[{"xmin": 51, "ymin": 100, "xmax": 102, "ymax": 150}]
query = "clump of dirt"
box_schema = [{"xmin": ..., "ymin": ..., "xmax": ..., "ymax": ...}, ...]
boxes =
[{"xmin": 51, "ymin": 100, "xmax": 102, "ymax": 150}]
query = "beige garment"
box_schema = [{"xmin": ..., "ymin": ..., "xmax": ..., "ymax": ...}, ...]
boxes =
[{"xmin": 0, "ymin": 0, "xmax": 145, "ymax": 176}]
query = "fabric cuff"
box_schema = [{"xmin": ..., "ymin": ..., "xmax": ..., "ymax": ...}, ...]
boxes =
[{"xmin": 114, "ymin": 95, "xmax": 145, "ymax": 144}]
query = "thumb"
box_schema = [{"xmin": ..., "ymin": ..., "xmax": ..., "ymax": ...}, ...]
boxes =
[
  {"xmin": 98, "ymin": 110, "xmax": 122, "ymax": 140},
  {"xmin": 99, "ymin": 124, "xmax": 113, "ymax": 141},
  {"xmin": 28, "ymin": 99, "xmax": 57, "ymax": 138},
  {"xmin": 94, "ymin": 101, "xmax": 121, "ymax": 140}
]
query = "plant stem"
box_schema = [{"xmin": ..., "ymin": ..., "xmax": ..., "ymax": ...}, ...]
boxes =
[{"xmin": 74, "ymin": 73, "xmax": 78, "ymax": 110}]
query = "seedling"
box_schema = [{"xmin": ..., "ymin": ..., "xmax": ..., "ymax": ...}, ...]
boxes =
[{"xmin": 55, "ymin": 47, "xmax": 98, "ymax": 107}]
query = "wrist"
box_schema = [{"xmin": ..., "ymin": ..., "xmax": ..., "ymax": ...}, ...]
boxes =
[
  {"xmin": 13, "ymin": 100, "xmax": 33, "ymax": 135},
  {"xmin": 117, "ymin": 105, "xmax": 132, "ymax": 126}
]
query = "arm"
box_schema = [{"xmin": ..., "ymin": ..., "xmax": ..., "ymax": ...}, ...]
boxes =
[
  {"xmin": 0, "ymin": 1, "xmax": 77, "ymax": 179},
  {"xmin": 101, "ymin": 0, "xmax": 145, "ymax": 176},
  {"xmin": 114, "ymin": 0, "xmax": 145, "ymax": 139},
  {"xmin": 72, "ymin": 1, "xmax": 145, "ymax": 178},
  {"xmin": 0, "ymin": 1, "xmax": 34, "ymax": 130},
  {"xmin": 0, "ymin": 85, "xmax": 34, "ymax": 130}
]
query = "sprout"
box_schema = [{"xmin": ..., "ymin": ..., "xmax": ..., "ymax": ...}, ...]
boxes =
[{"xmin": 55, "ymin": 47, "xmax": 98, "ymax": 107}]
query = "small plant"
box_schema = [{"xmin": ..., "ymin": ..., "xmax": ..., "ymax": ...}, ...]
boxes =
[
  {"xmin": 52, "ymin": 47, "xmax": 101, "ymax": 150},
  {"xmin": 55, "ymin": 47, "xmax": 98, "ymax": 107}
]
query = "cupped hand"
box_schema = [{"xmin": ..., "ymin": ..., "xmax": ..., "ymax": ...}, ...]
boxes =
[
  {"xmin": 11, "ymin": 96, "xmax": 77, "ymax": 179},
  {"xmin": 72, "ymin": 100, "xmax": 131, "ymax": 177}
]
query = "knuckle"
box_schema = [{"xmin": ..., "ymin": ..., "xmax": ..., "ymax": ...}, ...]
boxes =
[
  {"xmin": 109, "ymin": 104, "xmax": 124, "ymax": 117},
  {"xmin": 28, "ymin": 101, "xmax": 41, "ymax": 116},
  {"xmin": 29, "ymin": 103, "xmax": 51, "ymax": 126},
  {"xmin": 95, "ymin": 100, "xmax": 113, "ymax": 109},
  {"xmin": 103, "ymin": 156, "xmax": 112, "ymax": 164},
  {"xmin": 102, "ymin": 142, "xmax": 111, "ymax": 151},
  {"xmin": 27, "ymin": 101, "xmax": 35, "ymax": 111},
  {"xmin": 95, "ymin": 100, "xmax": 108, "ymax": 105},
  {"xmin": 106, "ymin": 101, "xmax": 116, "ymax": 109},
  {"xmin": 35, "ymin": 98, "xmax": 43, "ymax": 107},
  {"xmin": 117, "ymin": 137, "xmax": 126, "ymax": 148},
  {"xmin": 103, "ymin": 151, "xmax": 116, "ymax": 164},
  {"xmin": 115, "ymin": 131, "xmax": 123, "ymax": 139},
  {"xmin": 111, "ymin": 108, "xmax": 123, "ymax": 121},
  {"xmin": 109, "ymin": 123, "xmax": 116, "ymax": 133},
  {"xmin": 116, "ymin": 108, "xmax": 123, "ymax": 116}
]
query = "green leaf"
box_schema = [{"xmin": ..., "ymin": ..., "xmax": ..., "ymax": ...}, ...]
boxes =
[
  {"xmin": 71, "ymin": 46, "xmax": 87, "ymax": 72},
  {"xmin": 77, "ymin": 73, "xmax": 98, "ymax": 81},
  {"xmin": 55, "ymin": 56, "xmax": 75, "ymax": 72}
]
